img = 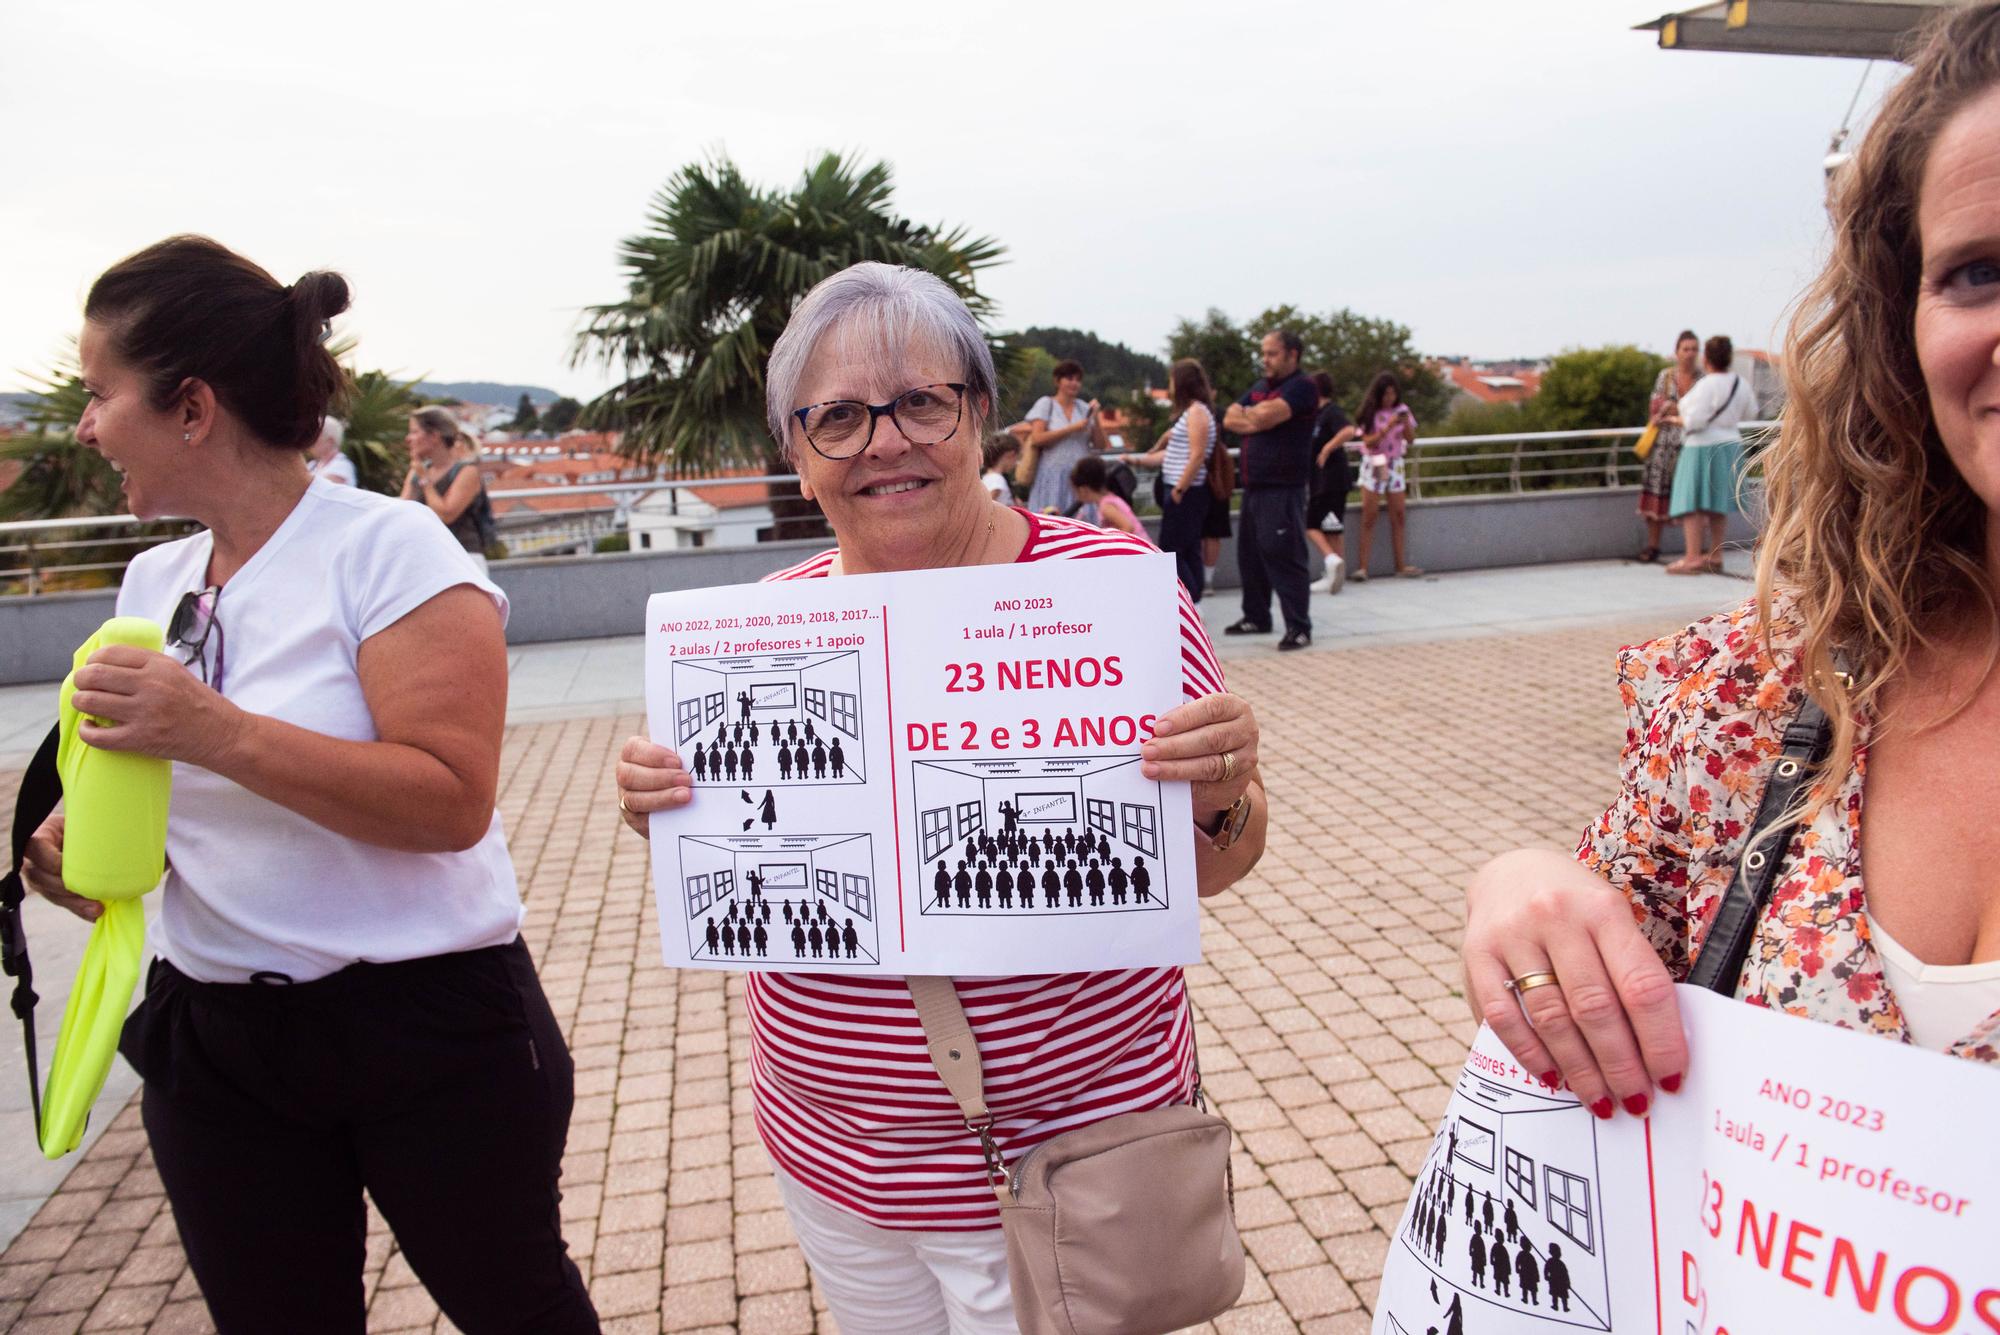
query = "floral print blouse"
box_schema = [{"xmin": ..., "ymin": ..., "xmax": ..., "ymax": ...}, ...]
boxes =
[{"xmin": 1577, "ymin": 597, "xmax": 1999, "ymax": 1064}]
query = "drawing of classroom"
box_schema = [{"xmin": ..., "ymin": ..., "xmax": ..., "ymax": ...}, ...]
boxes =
[
  {"xmin": 669, "ymin": 650, "xmax": 866, "ymax": 786},
  {"xmin": 1384, "ymin": 1071, "xmax": 1614, "ymax": 1334},
  {"xmin": 910, "ymin": 756, "xmax": 1169, "ymax": 916},
  {"xmin": 676, "ymin": 834, "xmax": 880, "ymax": 966}
]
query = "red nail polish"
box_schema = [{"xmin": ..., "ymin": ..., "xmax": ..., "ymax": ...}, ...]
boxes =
[
  {"xmin": 1622, "ymin": 1093, "xmax": 1650, "ymax": 1117},
  {"xmin": 1590, "ymin": 1097, "xmax": 1614, "ymax": 1120},
  {"xmin": 1660, "ymin": 1072, "xmax": 1683, "ymax": 1094},
  {"xmin": 1539, "ymin": 1070, "xmax": 1560, "ymax": 1089}
]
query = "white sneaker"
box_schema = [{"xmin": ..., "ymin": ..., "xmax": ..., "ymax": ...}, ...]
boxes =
[{"xmin": 1310, "ymin": 558, "xmax": 1344, "ymax": 595}]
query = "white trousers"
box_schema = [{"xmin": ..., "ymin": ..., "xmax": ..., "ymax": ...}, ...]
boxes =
[{"xmin": 774, "ymin": 1171, "xmax": 1017, "ymax": 1334}]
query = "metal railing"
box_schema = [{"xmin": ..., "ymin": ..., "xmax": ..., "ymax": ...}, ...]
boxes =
[{"xmin": 0, "ymin": 423, "xmax": 1779, "ymax": 592}]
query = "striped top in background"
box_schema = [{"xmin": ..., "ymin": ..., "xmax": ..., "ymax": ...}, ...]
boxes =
[
  {"xmin": 748, "ymin": 508, "xmax": 1223, "ymax": 1229},
  {"xmin": 1162, "ymin": 404, "xmax": 1211, "ymax": 489}
]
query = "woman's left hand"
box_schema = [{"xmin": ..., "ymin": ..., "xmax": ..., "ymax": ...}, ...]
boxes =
[
  {"xmin": 1140, "ymin": 692, "xmax": 1258, "ymax": 817},
  {"xmin": 68, "ymin": 645, "xmax": 244, "ymax": 768}
]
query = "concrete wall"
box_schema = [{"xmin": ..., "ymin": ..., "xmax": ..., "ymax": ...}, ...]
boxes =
[{"xmin": 0, "ymin": 487, "xmax": 1761, "ymax": 683}]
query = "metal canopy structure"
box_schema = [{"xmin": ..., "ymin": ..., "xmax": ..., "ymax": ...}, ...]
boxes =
[{"xmin": 1635, "ymin": 0, "xmax": 1969, "ymax": 60}]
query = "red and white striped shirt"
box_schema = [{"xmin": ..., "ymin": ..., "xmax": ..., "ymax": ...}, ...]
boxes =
[{"xmin": 748, "ymin": 508, "xmax": 1225, "ymax": 1229}]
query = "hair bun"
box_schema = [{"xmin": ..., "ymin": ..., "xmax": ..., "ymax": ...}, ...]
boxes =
[{"xmin": 288, "ymin": 269, "xmax": 351, "ymax": 326}]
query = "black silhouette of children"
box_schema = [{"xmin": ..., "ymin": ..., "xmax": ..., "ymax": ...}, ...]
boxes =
[
  {"xmin": 792, "ymin": 740, "xmax": 809, "ymax": 776},
  {"xmin": 812, "ymin": 739, "xmax": 828, "ymax": 778},
  {"xmin": 787, "ymin": 721, "xmax": 799, "ymax": 743},
  {"xmin": 841, "ymin": 918, "xmax": 858, "ymax": 959},
  {"xmin": 791, "ymin": 923, "xmax": 807, "ymax": 957},
  {"xmin": 736, "ymin": 921, "xmax": 752, "ymax": 956},
  {"xmin": 741, "ymin": 748, "xmax": 755, "ymax": 782},
  {"xmin": 1516, "ymin": 1239, "xmax": 1541, "ymax": 1306},
  {"xmin": 1131, "ymin": 858, "xmax": 1152, "ymax": 903},
  {"xmin": 1468, "ymin": 1223, "xmax": 1487, "ymax": 1288},
  {"xmin": 804, "ymin": 719, "xmax": 816, "ymax": 742},
  {"xmin": 1108, "ymin": 858, "xmax": 1127, "ymax": 904},
  {"xmin": 975, "ymin": 862, "xmax": 993, "ymax": 908},
  {"xmin": 1490, "ymin": 1230, "xmax": 1513, "ymax": 1296},
  {"xmin": 706, "ymin": 917, "xmax": 721, "ymax": 956},
  {"xmin": 1041, "ymin": 861, "xmax": 1060, "ymax": 908},
  {"xmin": 1063, "ymin": 860, "xmax": 1083, "ymax": 907},
  {"xmin": 692, "ymin": 744, "xmax": 708, "ymax": 781},
  {"xmin": 996, "ymin": 866, "xmax": 1014, "ymax": 909},
  {"xmin": 808, "ymin": 923, "xmax": 824, "ymax": 958},
  {"xmin": 1086, "ymin": 860, "xmax": 1105, "ymax": 906},
  {"xmin": 934, "ymin": 860, "xmax": 951, "ymax": 909},
  {"xmin": 829, "ymin": 739, "xmax": 845, "ymax": 778},
  {"xmin": 723, "ymin": 748, "xmax": 739, "ymax": 781},
  {"xmin": 1546, "ymin": 1244, "xmax": 1572, "ymax": 1312},
  {"xmin": 1482, "ymin": 1190, "xmax": 1495, "ymax": 1235},
  {"xmin": 1431, "ymin": 1210, "xmax": 1447, "ymax": 1264},
  {"xmin": 1096, "ymin": 832, "xmax": 1111, "ymax": 863},
  {"xmin": 778, "ymin": 747, "xmax": 793, "ymax": 780},
  {"xmin": 1463, "ymin": 1181, "xmax": 1474, "ymax": 1226},
  {"xmin": 1503, "ymin": 1198, "xmax": 1520, "ymax": 1243},
  {"xmin": 954, "ymin": 861, "xmax": 972, "ymax": 908},
  {"xmin": 748, "ymin": 720, "xmax": 759, "ymax": 747},
  {"xmin": 1026, "ymin": 835, "xmax": 1042, "ymax": 865},
  {"xmin": 752, "ymin": 922, "xmax": 768, "ymax": 956}
]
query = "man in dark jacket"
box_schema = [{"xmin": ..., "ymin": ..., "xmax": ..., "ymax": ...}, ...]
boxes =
[{"xmin": 1222, "ymin": 330, "xmax": 1320, "ymax": 650}]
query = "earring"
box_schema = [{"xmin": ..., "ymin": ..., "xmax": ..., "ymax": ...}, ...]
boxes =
[{"xmin": 183, "ymin": 432, "xmax": 191, "ymax": 442}]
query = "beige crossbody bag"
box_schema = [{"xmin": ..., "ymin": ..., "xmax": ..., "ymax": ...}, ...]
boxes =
[{"xmin": 907, "ymin": 976, "xmax": 1246, "ymax": 1335}]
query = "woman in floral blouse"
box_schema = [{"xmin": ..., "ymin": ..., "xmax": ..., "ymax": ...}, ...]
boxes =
[
  {"xmin": 1461, "ymin": 2, "xmax": 2000, "ymax": 1120},
  {"xmin": 1635, "ymin": 331, "xmax": 1699, "ymax": 563}
]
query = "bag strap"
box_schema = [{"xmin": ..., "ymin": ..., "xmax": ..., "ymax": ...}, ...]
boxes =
[
  {"xmin": 0, "ymin": 723, "xmax": 63, "ymax": 1137},
  {"xmin": 906, "ymin": 976, "xmax": 1011, "ymax": 1202},
  {"xmin": 1685, "ymin": 691, "xmax": 1832, "ymax": 994},
  {"xmin": 1687, "ymin": 375, "xmax": 1741, "ymax": 434}
]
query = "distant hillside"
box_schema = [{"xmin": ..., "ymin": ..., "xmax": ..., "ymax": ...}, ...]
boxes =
[
  {"xmin": 415, "ymin": 381, "xmax": 561, "ymax": 406},
  {"xmin": 0, "ymin": 393, "xmax": 34, "ymax": 427}
]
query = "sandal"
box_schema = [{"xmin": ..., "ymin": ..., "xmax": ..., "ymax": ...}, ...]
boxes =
[
  {"xmin": 1636, "ymin": 547, "xmax": 1660, "ymax": 564},
  {"xmin": 1395, "ymin": 566, "xmax": 1425, "ymax": 578},
  {"xmin": 1664, "ymin": 559, "xmax": 1706, "ymax": 575}
]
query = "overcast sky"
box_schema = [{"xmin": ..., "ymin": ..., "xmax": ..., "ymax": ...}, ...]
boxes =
[{"xmin": 2, "ymin": 1, "xmax": 1904, "ymax": 400}]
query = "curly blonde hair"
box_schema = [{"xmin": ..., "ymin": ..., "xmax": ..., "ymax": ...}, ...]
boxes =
[{"xmin": 1756, "ymin": 2, "xmax": 2000, "ymax": 798}]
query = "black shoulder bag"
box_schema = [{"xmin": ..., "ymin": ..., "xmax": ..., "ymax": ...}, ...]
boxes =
[
  {"xmin": 1685, "ymin": 693, "xmax": 1833, "ymax": 994},
  {"xmin": 0, "ymin": 723, "xmax": 65, "ymax": 1134}
]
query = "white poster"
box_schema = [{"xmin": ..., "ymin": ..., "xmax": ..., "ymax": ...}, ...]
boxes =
[
  {"xmin": 642, "ymin": 554, "xmax": 1199, "ymax": 976},
  {"xmin": 1375, "ymin": 986, "xmax": 1998, "ymax": 1335}
]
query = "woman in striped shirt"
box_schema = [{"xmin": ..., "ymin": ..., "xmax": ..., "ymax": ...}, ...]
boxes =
[{"xmin": 614, "ymin": 262, "xmax": 1269, "ymax": 1333}]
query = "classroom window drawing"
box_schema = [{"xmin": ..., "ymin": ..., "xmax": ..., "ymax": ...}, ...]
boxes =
[
  {"xmin": 1388, "ymin": 1068, "xmax": 1614, "ymax": 1333},
  {"xmin": 912, "ymin": 756, "xmax": 1170, "ymax": 917},
  {"xmin": 670, "ymin": 651, "xmax": 866, "ymax": 788},
  {"xmin": 677, "ymin": 834, "xmax": 879, "ymax": 966},
  {"xmin": 1505, "ymin": 1146, "xmax": 1537, "ymax": 1209},
  {"xmin": 1119, "ymin": 802, "xmax": 1160, "ymax": 858},
  {"xmin": 1544, "ymin": 1165, "xmax": 1594, "ymax": 1255}
]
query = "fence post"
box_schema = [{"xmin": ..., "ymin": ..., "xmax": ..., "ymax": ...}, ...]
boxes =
[
  {"xmin": 24, "ymin": 535, "xmax": 40, "ymax": 597},
  {"xmin": 1606, "ymin": 437, "xmax": 1621, "ymax": 488},
  {"xmin": 1509, "ymin": 439, "xmax": 1523, "ymax": 494},
  {"xmin": 1409, "ymin": 451, "xmax": 1422, "ymax": 501}
]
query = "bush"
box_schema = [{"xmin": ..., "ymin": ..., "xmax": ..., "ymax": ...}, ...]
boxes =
[{"xmin": 594, "ymin": 533, "xmax": 630, "ymax": 554}]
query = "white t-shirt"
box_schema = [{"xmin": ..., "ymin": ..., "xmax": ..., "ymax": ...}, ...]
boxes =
[
  {"xmin": 115, "ymin": 478, "xmax": 524, "ymax": 983},
  {"xmin": 307, "ymin": 452, "xmax": 357, "ymax": 486},
  {"xmin": 1677, "ymin": 372, "xmax": 1757, "ymax": 447},
  {"xmin": 981, "ymin": 469, "xmax": 1011, "ymax": 502}
]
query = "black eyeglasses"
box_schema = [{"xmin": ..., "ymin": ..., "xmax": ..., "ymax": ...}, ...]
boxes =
[
  {"xmin": 168, "ymin": 585, "xmax": 225, "ymax": 693},
  {"xmin": 791, "ymin": 383, "xmax": 968, "ymax": 460}
]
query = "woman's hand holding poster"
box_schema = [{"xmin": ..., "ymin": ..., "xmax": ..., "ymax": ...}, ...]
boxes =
[
  {"xmin": 640, "ymin": 554, "xmax": 1199, "ymax": 976},
  {"xmin": 1374, "ymin": 986, "xmax": 1997, "ymax": 1334}
]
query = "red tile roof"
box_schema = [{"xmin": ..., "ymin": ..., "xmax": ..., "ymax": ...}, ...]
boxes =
[{"xmin": 1442, "ymin": 363, "xmax": 1541, "ymax": 404}]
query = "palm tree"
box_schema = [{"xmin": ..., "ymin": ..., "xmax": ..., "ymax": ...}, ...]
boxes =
[
  {"xmin": 339, "ymin": 366, "xmax": 422, "ymax": 494},
  {"xmin": 573, "ymin": 151, "xmax": 1006, "ymax": 536}
]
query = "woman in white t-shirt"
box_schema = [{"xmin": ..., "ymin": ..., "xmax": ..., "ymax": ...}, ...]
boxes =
[
  {"xmin": 1018, "ymin": 358, "xmax": 1110, "ymax": 516},
  {"xmin": 23, "ymin": 237, "xmax": 599, "ymax": 1335}
]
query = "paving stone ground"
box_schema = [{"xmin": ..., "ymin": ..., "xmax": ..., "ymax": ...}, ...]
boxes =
[{"xmin": 0, "ymin": 613, "xmax": 1687, "ymax": 1334}]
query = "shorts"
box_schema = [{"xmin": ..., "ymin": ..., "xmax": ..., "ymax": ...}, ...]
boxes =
[
  {"xmin": 1306, "ymin": 488, "xmax": 1347, "ymax": 533},
  {"xmin": 1359, "ymin": 456, "xmax": 1407, "ymax": 496},
  {"xmin": 1201, "ymin": 493, "xmax": 1233, "ymax": 539}
]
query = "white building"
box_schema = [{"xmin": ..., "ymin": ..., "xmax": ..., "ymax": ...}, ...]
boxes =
[{"xmin": 626, "ymin": 479, "xmax": 777, "ymax": 551}]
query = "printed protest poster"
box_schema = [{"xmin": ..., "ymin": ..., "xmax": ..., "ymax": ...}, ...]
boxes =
[
  {"xmin": 1374, "ymin": 986, "xmax": 1998, "ymax": 1334},
  {"xmin": 641, "ymin": 553, "xmax": 1198, "ymax": 976}
]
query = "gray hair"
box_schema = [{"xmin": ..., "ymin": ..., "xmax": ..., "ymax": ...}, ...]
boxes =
[
  {"xmin": 318, "ymin": 415, "xmax": 346, "ymax": 448},
  {"xmin": 765, "ymin": 262, "xmax": 997, "ymax": 459}
]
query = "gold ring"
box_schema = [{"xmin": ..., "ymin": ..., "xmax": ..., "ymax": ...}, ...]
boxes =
[
  {"xmin": 1220, "ymin": 751, "xmax": 1236, "ymax": 783},
  {"xmin": 619, "ymin": 793, "xmax": 632, "ymax": 815},
  {"xmin": 1505, "ymin": 970, "xmax": 1560, "ymax": 994}
]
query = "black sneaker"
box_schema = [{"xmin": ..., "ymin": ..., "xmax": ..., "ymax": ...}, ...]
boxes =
[
  {"xmin": 1277, "ymin": 630, "xmax": 1311, "ymax": 652},
  {"xmin": 1222, "ymin": 618, "xmax": 1272, "ymax": 636}
]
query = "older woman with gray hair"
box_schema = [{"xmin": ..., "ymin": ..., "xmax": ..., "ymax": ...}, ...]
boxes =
[
  {"xmin": 613, "ymin": 262, "xmax": 1267, "ymax": 1333},
  {"xmin": 306, "ymin": 415, "xmax": 355, "ymax": 485}
]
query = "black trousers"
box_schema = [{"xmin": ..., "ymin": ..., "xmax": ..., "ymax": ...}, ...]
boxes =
[
  {"xmin": 119, "ymin": 938, "xmax": 599, "ymax": 1335},
  {"xmin": 1156, "ymin": 484, "xmax": 1212, "ymax": 602},
  {"xmin": 1237, "ymin": 487, "xmax": 1312, "ymax": 635}
]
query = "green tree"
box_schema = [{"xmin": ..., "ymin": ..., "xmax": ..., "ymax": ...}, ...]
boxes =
[
  {"xmin": 1164, "ymin": 309, "xmax": 1256, "ymax": 404},
  {"xmin": 1529, "ymin": 345, "xmax": 1666, "ymax": 433},
  {"xmin": 997, "ymin": 345, "xmax": 1058, "ymax": 423},
  {"xmin": 1007, "ymin": 327, "xmax": 1166, "ymax": 404},
  {"xmin": 0, "ymin": 358, "xmax": 124, "ymax": 521},
  {"xmin": 541, "ymin": 396, "xmax": 583, "ymax": 433},
  {"xmin": 572, "ymin": 151, "xmax": 1007, "ymax": 531},
  {"xmin": 341, "ymin": 367, "xmax": 422, "ymax": 494},
  {"xmin": 509, "ymin": 392, "xmax": 539, "ymax": 432}
]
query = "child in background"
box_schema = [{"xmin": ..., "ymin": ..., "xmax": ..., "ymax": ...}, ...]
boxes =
[
  {"xmin": 982, "ymin": 435, "xmax": 1019, "ymax": 503},
  {"xmin": 1071, "ymin": 455, "xmax": 1152, "ymax": 545}
]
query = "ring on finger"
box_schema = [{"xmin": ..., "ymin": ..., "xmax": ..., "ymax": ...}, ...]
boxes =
[
  {"xmin": 1505, "ymin": 970, "xmax": 1560, "ymax": 994},
  {"xmin": 619, "ymin": 793, "xmax": 633, "ymax": 815},
  {"xmin": 1219, "ymin": 751, "xmax": 1236, "ymax": 783}
]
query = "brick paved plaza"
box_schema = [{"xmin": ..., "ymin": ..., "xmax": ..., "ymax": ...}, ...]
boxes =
[{"xmin": 0, "ymin": 604, "xmax": 1713, "ymax": 1334}]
